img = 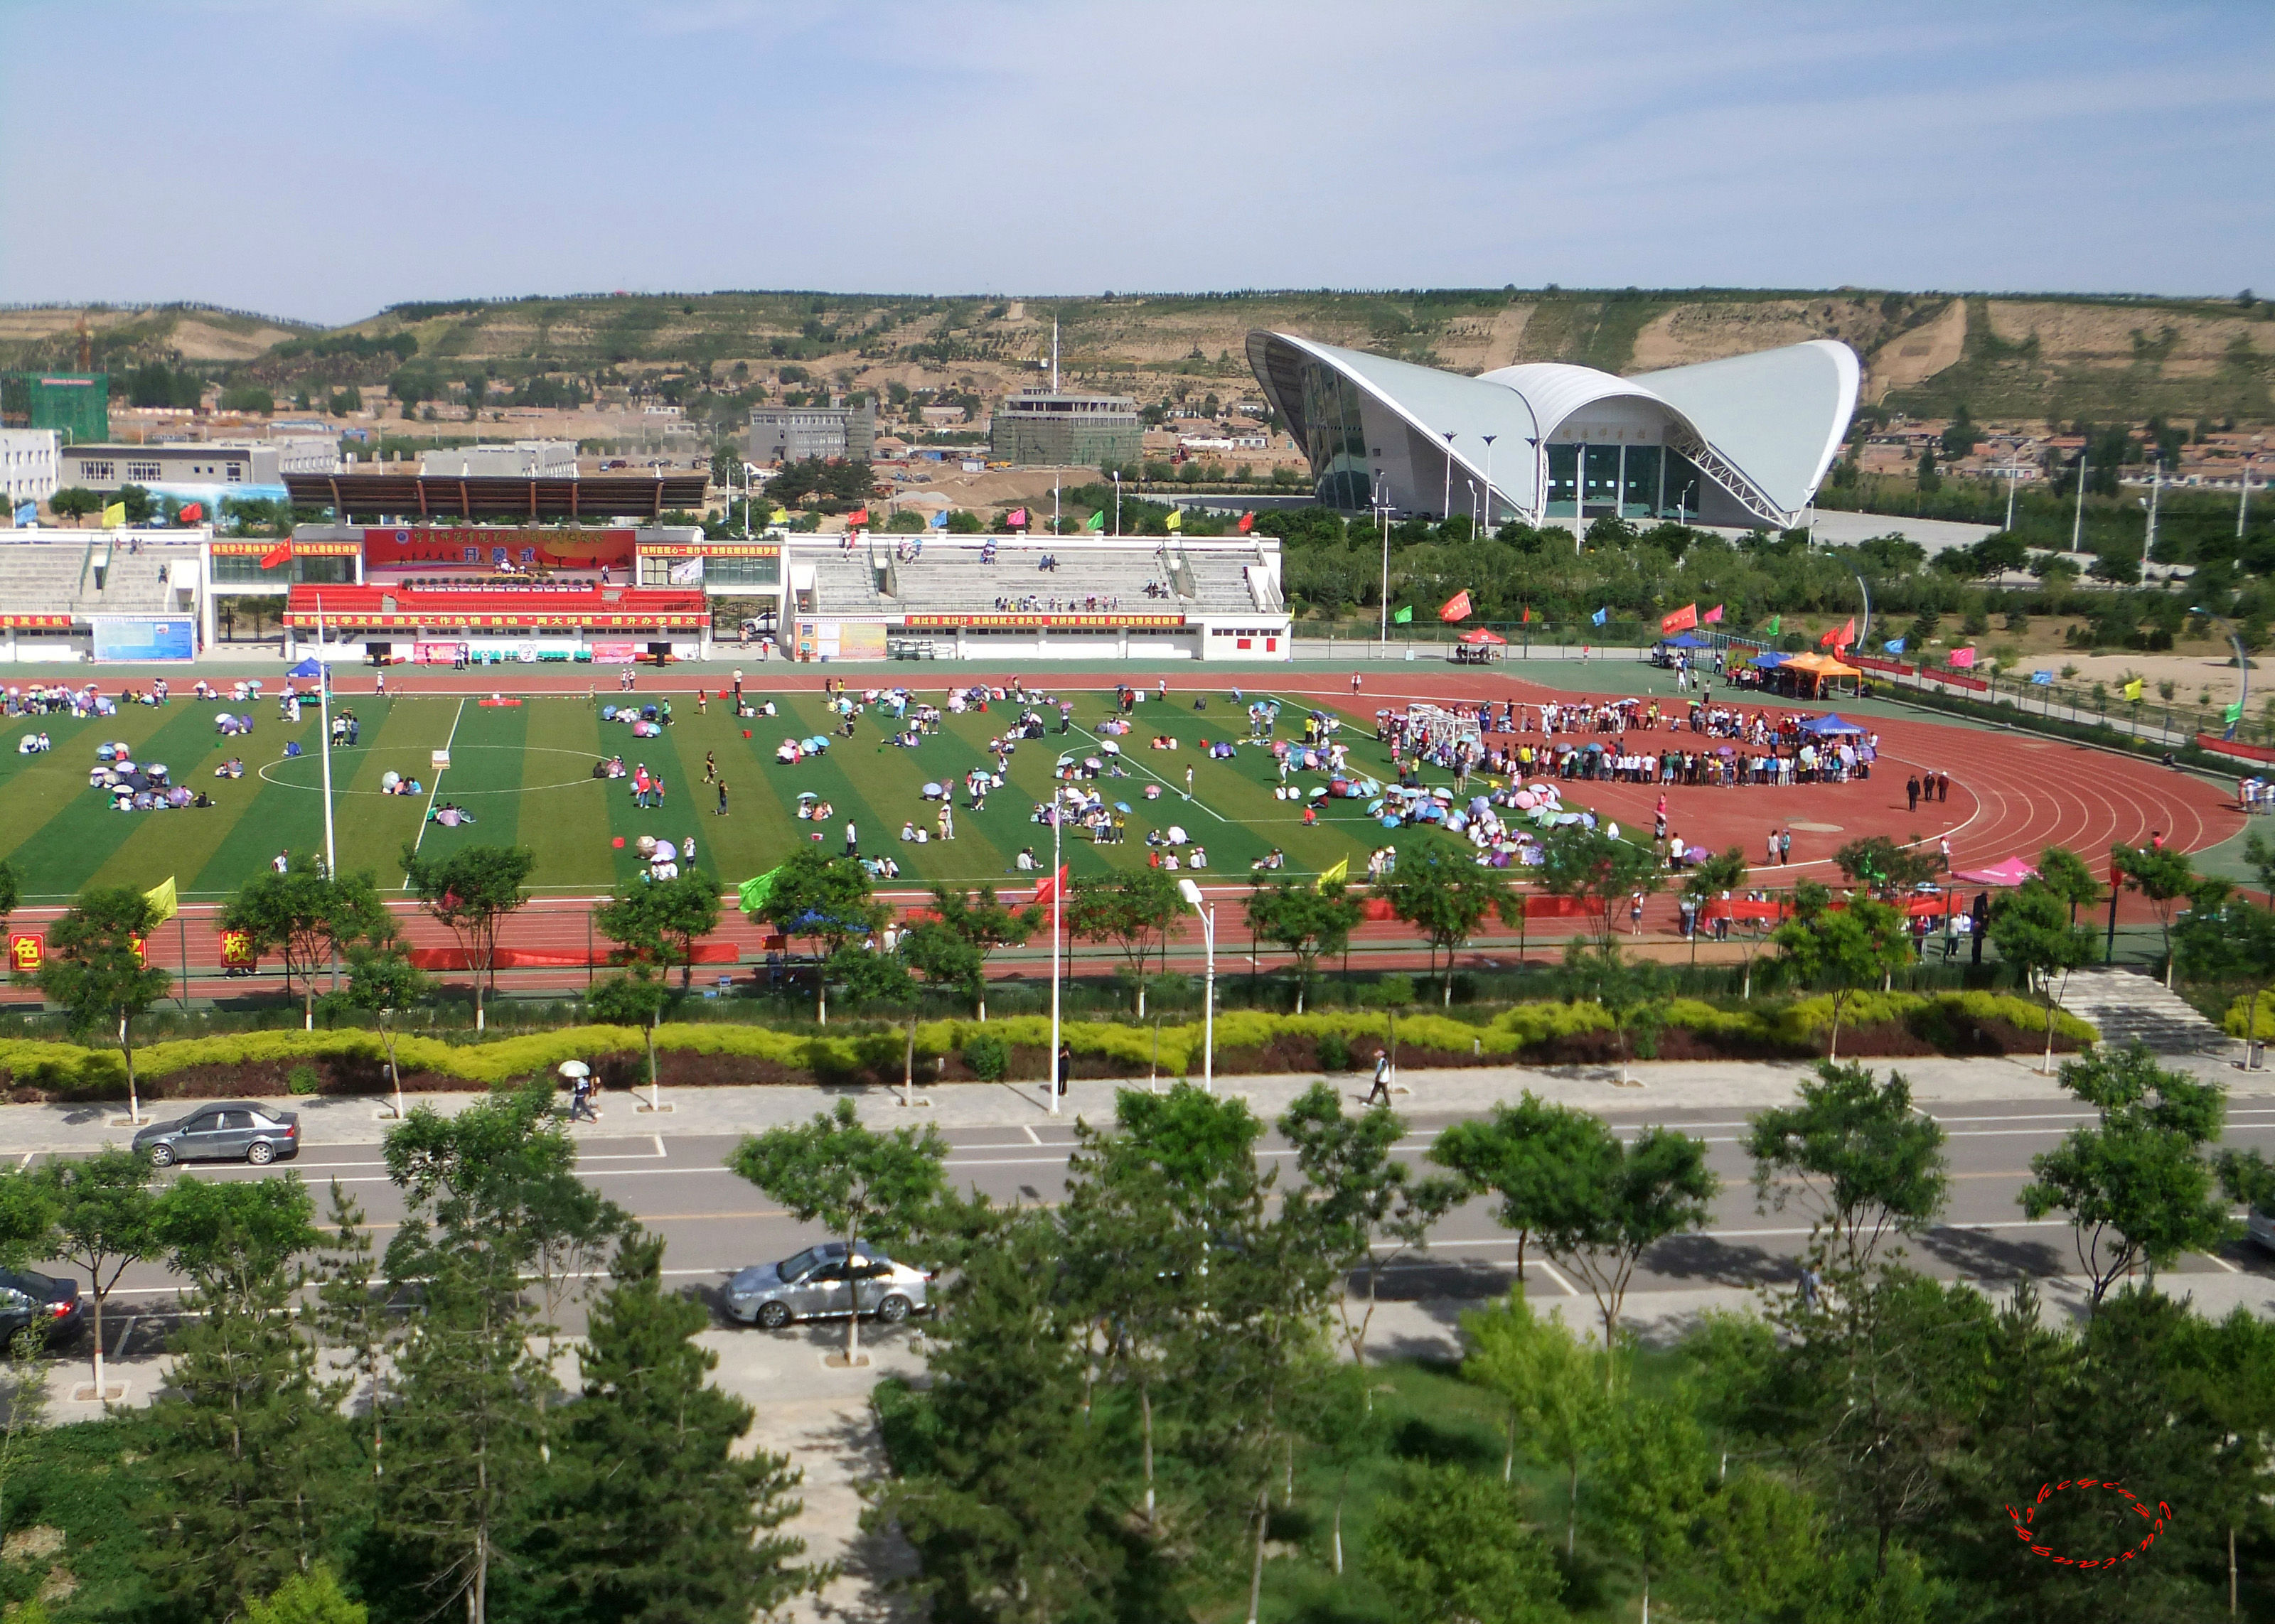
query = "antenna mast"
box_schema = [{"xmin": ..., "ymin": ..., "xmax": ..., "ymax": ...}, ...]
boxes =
[{"xmin": 1051, "ymin": 315, "xmax": 1059, "ymax": 394}]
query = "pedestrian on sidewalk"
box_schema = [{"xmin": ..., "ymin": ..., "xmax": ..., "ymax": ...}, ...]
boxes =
[
  {"xmin": 569, "ymin": 1073, "xmax": 599, "ymax": 1123},
  {"xmin": 1799, "ymin": 1262, "xmax": 1821, "ymax": 1313},
  {"xmin": 1056, "ymin": 1041, "xmax": 1073, "ymax": 1099},
  {"xmin": 1364, "ymin": 1047, "xmax": 1392, "ymax": 1105}
]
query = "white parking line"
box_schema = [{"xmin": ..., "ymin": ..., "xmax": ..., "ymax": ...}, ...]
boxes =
[{"xmin": 1535, "ymin": 1260, "xmax": 1580, "ymax": 1297}]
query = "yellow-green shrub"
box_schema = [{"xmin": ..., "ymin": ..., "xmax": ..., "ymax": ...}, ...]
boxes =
[{"xmin": 2223, "ymin": 992, "xmax": 2275, "ymax": 1039}]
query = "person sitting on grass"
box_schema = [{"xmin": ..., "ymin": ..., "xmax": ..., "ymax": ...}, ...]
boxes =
[
  {"xmin": 428, "ymin": 800, "xmax": 471, "ymax": 827},
  {"xmin": 215, "ymin": 757, "xmax": 244, "ymax": 778}
]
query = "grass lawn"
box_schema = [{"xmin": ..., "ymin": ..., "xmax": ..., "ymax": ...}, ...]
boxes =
[{"xmin": 0, "ymin": 688, "xmax": 1462, "ymax": 902}]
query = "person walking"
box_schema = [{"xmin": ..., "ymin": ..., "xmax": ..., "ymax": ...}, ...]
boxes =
[
  {"xmin": 732, "ymin": 670, "xmax": 744, "ymax": 706},
  {"xmin": 1629, "ymin": 891, "xmax": 1645, "ymax": 936},
  {"xmin": 844, "ymin": 819, "xmax": 859, "ymax": 858},
  {"xmin": 1906, "ymin": 775, "xmax": 1921, "ymax": 813},
  {"xmin": 1937, "ymin": 770, "xmax": 1950, "ymax": 803},
  {"xmin": 569, "ymin": 1072, "xmax": 599, "ymax": 1123},
  {"xmin": 1937, "ymin": 836, "xmax": 1952, "ymax": 873},
  {"xmin": 938, "ymin": 805, "xmax": 954, "ymax": 841},
  {"xmin": 1779, "ymin": 828, "xmax": 1792, "ymax": 866},
  {"xmin": 703, "ymin": 751, "xmax": 716, "ymax": 784},
  {"xmin": 716, "ymin": 780, "xmax": 729, "ymax": 816},
  {"xmin": 375, "ymin": 670, "xmax": 387, "ymax": 697},
  {"xmin": 1184, "ymin": 765, "xmax": 1194, "ymax": 800},
  {"xmin": 1799, "ymin": 1262, "xmax": 1821, "ymax": 1313},
  {"xmin": 1364, "ymin": 1046, "xmax": 1392, "ymax": 1105},
  {"xmin": 1056, "ymin": 1040, "xmax": 1074, "ymax": 1099}
]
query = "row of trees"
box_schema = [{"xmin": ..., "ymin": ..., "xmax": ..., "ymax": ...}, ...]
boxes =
[{"xmin": 0, "ymin": 1080, "xmax": 820, "ymax": 1624}]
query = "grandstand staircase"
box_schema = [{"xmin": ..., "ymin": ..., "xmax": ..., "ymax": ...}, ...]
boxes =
[{"xmin": 2055, "ymin": 967, "xmax": 2234, "ymax": 1057}]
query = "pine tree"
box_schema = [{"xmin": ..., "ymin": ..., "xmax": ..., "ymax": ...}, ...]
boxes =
[{"xmin": 535, "ymin": 1234, "xmax": 817, "ymax": 1622}]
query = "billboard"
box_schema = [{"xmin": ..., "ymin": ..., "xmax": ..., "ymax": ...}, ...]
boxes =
[{"xmin": 90, "ymin": 617, "xmax": 196, "ymax": 663}]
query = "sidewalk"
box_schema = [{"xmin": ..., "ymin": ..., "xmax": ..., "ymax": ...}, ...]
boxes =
[{"xmin": 16, "ymin": 1051, "xmax": 2274, "ymax": 1155}]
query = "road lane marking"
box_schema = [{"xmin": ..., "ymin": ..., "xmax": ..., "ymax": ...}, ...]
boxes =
[
  {"xmin": 1535, "ymin": 1261, "xmax": 1580, "ymax": 1296},
  {"xmin": 1022, "ymin": 1124, "xmax": 1041, "ymax": 1146}
]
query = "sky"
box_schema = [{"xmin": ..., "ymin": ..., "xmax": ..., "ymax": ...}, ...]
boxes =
[{"xmin": 1, "ymin": 0, "xmax": 2268, "ymax": 328}]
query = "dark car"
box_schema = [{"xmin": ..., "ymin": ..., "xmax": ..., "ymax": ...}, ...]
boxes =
[
  {"xmin": 0, "ymin": 1267, "xmax": 83, "ymax": 1345},
  {"xmin": 132, "ymin": 1102, "xmax": 301, "ymax": 1167}
]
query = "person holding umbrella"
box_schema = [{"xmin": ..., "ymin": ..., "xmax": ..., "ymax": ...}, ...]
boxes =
[{"xmin": 561, "ymin": 1060, "xmax": 599, "ymax": 1122}]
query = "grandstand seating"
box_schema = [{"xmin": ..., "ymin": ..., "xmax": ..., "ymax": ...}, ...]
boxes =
[
  {"xmin": 810, "ymin": 539, "xmax": 1275, "ymax": 618},
  {"xmin": 0, "ymin": 539, "xmax": 201, "ymax": 618}
]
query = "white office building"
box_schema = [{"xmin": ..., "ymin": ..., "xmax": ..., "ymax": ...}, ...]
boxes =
[{"xmin": 0, "ymin": 430, "xmax": 60, "ymax": 510}]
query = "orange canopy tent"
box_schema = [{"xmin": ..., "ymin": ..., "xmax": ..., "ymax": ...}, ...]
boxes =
[{"xmin": 1457, "ymin": 628, "xmax": 1508, "ymax": 645}]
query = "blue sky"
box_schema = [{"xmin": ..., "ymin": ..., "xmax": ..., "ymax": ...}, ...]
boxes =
[{"xmin": 1, "ymin": 0, "xmax": 2267, "ymax": 327}]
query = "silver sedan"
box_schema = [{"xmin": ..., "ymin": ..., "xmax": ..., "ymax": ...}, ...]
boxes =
[{"xmin": 725, "ymin": 1242, "xmax": 930, "ymax": 1330}]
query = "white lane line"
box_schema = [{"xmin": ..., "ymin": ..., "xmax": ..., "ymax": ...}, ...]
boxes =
[
  {"xmin": 1022, "ymin": 1124, "xmax": 1042, "ymax": 1146},
  {"xmin": 2209, "ymin": 1253, "xmax": 2244, "ymax": 1274},
  {"xmin": 1064, "ymin": 716, "xmax": 1230, "ymax": 825},
  {"xmin": 1535, "ymin": 1260, "xmax": 1581, "ymax": 1297},
  {"xmin": 405, "ymin": 697, "xmax": 467, "ymax": 873},
  {"xmin": 653, "ymin": 1134, "xmax": 667, "ymax": 1159}
]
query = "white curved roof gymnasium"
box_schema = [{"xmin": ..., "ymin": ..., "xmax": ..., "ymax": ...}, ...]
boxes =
[{"xmin": 1244, "ymin": 330, "xmax": 1860, "ymax": 530}]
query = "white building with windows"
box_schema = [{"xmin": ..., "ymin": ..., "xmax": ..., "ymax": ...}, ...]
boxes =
[
  {"xmin": 419, "ymin": 439, "xmax": 579, "ymax": 478},
  {"xmin": 0, "ymin": 430, "xmax": 59, "ymax": 510},
  {"xmin": 1246, "ymin": 331, "xmax": 1858, "ymax": 530},
  {"xmin": 60, "ymin": 440, "xmax": 282, "ymax": 492}
]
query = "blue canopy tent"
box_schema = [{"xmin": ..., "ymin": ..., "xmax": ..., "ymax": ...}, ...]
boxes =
[
  {"xmin": 1660, "ymin": 632, "xmax": 1714, "ymax": 650},
  {"xmin": 1799, "ymin": 713, "xmax": 1866, "ymax": 736},
  {"xmin": 287, "ymin": 657, "xmax": 326, "ymax": 679},
  {"xmin": 1750, "ymin": 651, "xmax": 1788, "ymax": 669}
]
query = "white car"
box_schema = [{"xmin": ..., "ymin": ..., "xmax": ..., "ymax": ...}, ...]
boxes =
[{"xmin": 725, "ymin": 1242, "xmax": 931, "ymax": 1329}]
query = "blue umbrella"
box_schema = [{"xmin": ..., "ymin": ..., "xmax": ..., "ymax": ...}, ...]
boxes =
[{"xmin": 1114, "ymin": 802, "xmax": 1131, "ymax": 813}]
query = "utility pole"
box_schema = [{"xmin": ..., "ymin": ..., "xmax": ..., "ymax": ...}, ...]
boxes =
[{"xmin": 2071, "ymin": 454, "xmax": 2089, "ymax": 554}]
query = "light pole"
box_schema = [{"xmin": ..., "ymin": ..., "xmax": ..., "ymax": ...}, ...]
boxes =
[
  {"xmin": 2003, "ymin": 466, "xmax": 2020, "ymax": 533},
  {"xmin": 2242, "ymin": 451, "xmax": 2260, "ymax": 540},
  {"xmin": 1047, "ymin": 785, "xmax": 1063, "ymax": 1114},
  {"xmin": 1178, "ymin": 878, "xmax": 1215, "ymax": 1092},
  {"xmin": 1112, "ymin": 469, "xmax": 1121, "ymax": 537},
  {"xmin": 2190, "ymin": 606, "xmax": 2250, "ymax": 740},
  {"xmin": 1440, "ymin": 432, "xmax": 1456, "ymax": 520},
  {"xmin": 314, "ymin": 593, "xmax": 336, "ymax": 883},
  {"xmin": 1467, "ymin": 479, "xmax": 1479, "ymax": 540},
  {"xmin": 1480, "ymin": 434, "xmax": 1497, "ymax": 532},
  {"xmin": 1374, "ymin": 468, "xmax": 1390, "ymax": 647},
  {"xmin": 2070, "ymin": 454, "xmax": 2089, "ymax": 554},
  {"xmin": 2141, "ymin": 458, "xmax": 2162, "ymax": 563}
]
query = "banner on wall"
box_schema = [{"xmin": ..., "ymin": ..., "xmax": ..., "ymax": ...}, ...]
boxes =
[
  {"xmin": 90, "ymin": 617, "xmax": 196, "ymax": 662},
  {"xmin": 837, "ymin": 623, "xmax": 887, "ymax": 660},
  {"xmin": 589, "ymin": 642, "xmax": 639, "ymax": 662},
  {"xmin": 362, "ymin": 527, "xmax": 638, "ymax": 569}
]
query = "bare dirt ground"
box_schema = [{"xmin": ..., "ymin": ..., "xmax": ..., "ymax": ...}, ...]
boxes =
[
  {"xmin": 1865, "ymin": 298, "xmax": 1969, "ymax": 401},
  {"xmin": 1985, "ymin": 301, "xmax": 2274, "ymax": 378}
]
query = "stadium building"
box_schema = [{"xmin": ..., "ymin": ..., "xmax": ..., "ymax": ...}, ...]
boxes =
[
  {"xmin": 989, "ymin": 389, "xmax": 1144, "ymax": 468},
  {"xmin": 1245, "ymin": 332, "xmax": 1859, "ymax": 530}
]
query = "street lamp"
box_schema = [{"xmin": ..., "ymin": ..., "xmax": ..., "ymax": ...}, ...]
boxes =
[
  {"xmin": 1440, "ymin": 432, "xmax": 1456, "ymax": 520},
  {"xmin": 1047, "ymin": 783, "xmax": 1064, "ymax": 1114},
  {"xmin": 2070, "ymin": 454, "xmax": 2089, "ymax": 554},
  {"xmin": 1480, "ymin": 434, "xmax": 1497, "ymax": 531},
  {"xmin": 2189, "ymin": 606, "xmax": 2250, "ymax": 739},
  {"xmin": 1112, "ymin": 469, "xmax": 1122, "ymax": 537},
  {"xmin": 1177, "ymin": 877, "xmax": 1215, "ymax": 1093},
  {"xmin": 1374, "ymin": 468, "xmax": 1390, "ymax": 647},
  {"xmin": 2242, "ymin": 451, "xmax": 2261, "ymax": 540}
]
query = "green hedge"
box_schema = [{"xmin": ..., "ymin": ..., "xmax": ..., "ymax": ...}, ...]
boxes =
[
  {"xmin": 0, "ymin": 991, "xmax": 2097, "ymax": 1097},
  {"xmin": 2222, "ymin": 993, "xmax": 2275, "ymax": 1039}
]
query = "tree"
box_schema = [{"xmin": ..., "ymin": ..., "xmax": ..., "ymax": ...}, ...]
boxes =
[
  {"xmin": 28, "ymin": 885, "xmax": 175, "ymax": 1123},
  {"xmin": 1460, "ymin": 1287, "xmax": 1610, "ymax": 1554},
  {"xmin": 1431, "ymin": 1093, "xmax": 1605, "ymax": 1286},
  {"xmin": 1276, "ymin": 1082, "xmax": 1459, "ymax": 1366},
  {"xmin": 1771, "ymin": 883, "xmax": 1911, "ymax": 1061},
  {"xmin": 753, "ymin": 846, "xmax": 886, "ymax": 1023},
  {"xmin": 1534, "ymin": 819, "xmax": 1661, "ymax": 951},
  {"xmin": 2111, "ymin": 840, "xmax": 2196, "ymax": 986},
  {"xmin": 1831, "ymin": 834, "xmax": 1937, "ymax": 898},
  {"xmin": 1245, "ymin": 878, "xmax": 1362, "ymax": 1013},
  {"xmin": 140, "ymin": 1176, "xmax": 336, "ymax": 1617},
  {"xmin": 343, "ymin": 921, "xmax": 428, "ymax": 1119},
  {"xmin": 1300, "ymin": 1363, "xmax": 1391, "ymax": 1574},
  {"xmin": 399, "ymin": 843, "xmax": 535, "ymax": 1031},
  {"xmin": 926, "ymin": 884, "xmax": 1039, "ymax": 1020},
  {"xmin": 539, "ymin": 1232, "xmax": 819, "ymax": 1623},
  {"xmin": 1988, "ymin": 878, "xmax": 2098, "ymax": 1074},
  {"xmin": 900, "ymin": 922, "xmax": 980, "ymax": 1102},
  {"xmin": 1067, "ymin": 869, "xmax": 1181, "ymax": 1015},
  {"xmin": 1372, "ymin": 842, "xmax": 1518, "ymax": 1004},
  {"xmin": 1746, "ymin": 1060, "xmax": 1949, "ymax": 1282},
  {"xmin": 36, "ymin": 1148, "xmax": 155, "ymax": 1401},
  {"xmin": 2035, "ymin": 842, "xmax": 2102, "ymax": 924},
  {"xmin": 245, "ymin": 1565, "xmax": 365, "ymax": 1624},
  {"xmin": 314, "ymin": 1182, "xmax": 397, "ymax": 1485},
  {"xmin": 220, "ymin": 856, "xmax": 388, "ymax": 1030},
  {"xmin": 1595, "ymin": 1399, "xmax": 1712, "ymax": 1624},
  {"xmin": 47, "ymin": 486, "xmax": 100, "ymax": 524},
  {"xmin": 1531, "ymin": 1119, "xmax": 1718, "ymax": 1384},
  {"xmin": 0, "ymin": 860, "xmax": 18, "ymax": 940},
  {"xmin": 588, "ymin": 967, "xmax": 675, "ymax": 1110},
  {"xmin": 1680, "ymin": 845, "xmax": 1750, "ymax": 965},
  {"xmin": 727, "ymin": 1099, "xmax": 948, "ymax": 1365},
  {"xmin": 1368, "ymin": 1463, "xmax": 1564, "ymax": 1624},
  {"xmin": 594, "ymin": 871, "xmax": 721, "ymax": 992},
  {"xmin": 115, "ymin": 483, "xmax": 158, "ymax": 524},
  {"xmin": 2020, "ymin": 1044, "xmax": 2233, "ymax": 1306},
  {"xmin": 1555, "ymin": 939, "xmax": 1670, "ymax": 1086},
  {"xmin": 2177, "ymin": 882, "xmax": 2275, "ymax": 1066}
]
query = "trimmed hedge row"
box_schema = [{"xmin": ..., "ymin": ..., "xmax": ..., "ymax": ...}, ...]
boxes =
[{"xmin": 0, "ymin": 991, "xmax": 2097, "ymax": 1098}]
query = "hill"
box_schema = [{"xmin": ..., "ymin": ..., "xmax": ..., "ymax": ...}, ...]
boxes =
[{"xmin": 1, "ymin": 286, "xmax": 2267, "ymax": 429}]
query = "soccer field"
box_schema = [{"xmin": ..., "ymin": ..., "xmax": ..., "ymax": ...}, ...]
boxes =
[{"xmin": 0, "ymin": 689, "xmax": 1429, "ymax": 901}]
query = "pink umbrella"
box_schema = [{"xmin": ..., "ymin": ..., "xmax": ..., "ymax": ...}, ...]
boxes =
[{"xmin": 1949, "ymin": 856, "xmax": 2038, "ymax": 886}]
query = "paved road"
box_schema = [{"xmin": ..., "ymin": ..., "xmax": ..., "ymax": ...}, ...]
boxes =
[{"xmin": 68, "ymin": 1095, "xmax": 2275, "ymax": 1330}]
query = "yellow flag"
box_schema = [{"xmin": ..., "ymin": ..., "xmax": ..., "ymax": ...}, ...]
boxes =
[
  {"xmin": 768, "ymin": 507, "xmax": 788, "ymax": 525},
  {"xmin": 1164, "ymin": 507, "xmax": 1182, "ymax": 532},
  {"xmin": 2122, "ymin": 678, "xmax": 2144, "ymax": 702},
  {"xmin": 101, "ymin": 502, "xmax": 126, "ymax": 529},
  {"xmin": 144, "ymin": 876, "xmax": 178, "ymax": 925},
  {"xmin": 1315, "ymin": 858, "xmax": 1349, "ymax": 891}
]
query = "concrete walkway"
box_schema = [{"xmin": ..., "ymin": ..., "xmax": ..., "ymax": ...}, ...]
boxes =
[{"xmin": 20, "ymin": 1049, "xmax": 2275, "ymax": 1156}]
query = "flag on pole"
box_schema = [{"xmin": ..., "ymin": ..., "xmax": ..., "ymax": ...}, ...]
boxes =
[
  {"xmin": 1660, "ymin": 603, "xmax": 1698, "ymax": 635},
  {"xmin": 11, "ymin": 503, "xmax": 35, "ymax": 526},
  {"xmin": 101, "ymin": 502, "xmax": 126, "ymax": 529},
  {"xmin": 1393, "ymin": 605, "xmax": 1414, "ymax": 624},
  {"xmin": 177, "ymin": 502, "xmax": 204, "ymax": 524},
  {"xmin": 2225, "ymin": 701, "xmax": 2247, "ymax": 724},
  {"xmin": 260, "ymin": 542, "xmax": 292, "ymax": 569},
  {"xmin": 1703, "ymin": 603, "xmax": 1723, "ymax": 624},
  {"xmin": 769, "ymin": 507, "xmax": 788, "ymax": 524},
  {"xmin": 1165, "ymin": 508, "xmax": 1182, "ymax": 531},
  {"xmin": 2121, "ymin": 677, "xmax": 2144, "ymax": 701},
  {"xmin": 1439, "ymin": 590, "xmax": 1472, "ymax": 623},
  {"xmin": 846, "ymin": 506, "xmax": 869, "ymax": 527},
  {"xmin": 737, "ymin": 866, "xmax": 784, "ymax": 915},
  {"xmin": 1883, "ymin": 637, "xmax": 1905, "ymax": 655},
  {"xmin": 1821, "ymin": 617, "xmax": 1856, "ymax": 649},
  {"xmin": 1236, "ymin": 511, "xmax": 1256, "ymax": 533},
  {"xmin": 1315, "ymin": 858, "xmax": 1349, "ymax": 891},
  {"xmin": 928, "ymin": 507, "xmax": 948, "ymax": 529},
  {"xmin": 143, "ymin": 877, "xmax": 178, "ymax": 925},
  {"xmin": 1947, "ymin": 646, "xmax": 1976, "ymax": 669},
  {"xmin": 1765, "ymin": 614, "xmax": 1781, "ymax": 635},
  {"xmin": 1084, "ymin": 510, "xmax": 1105, "ymax": 532},
  {"xmin": 1030, "ymin": 864, "xmax": 1069, "ymax": 907},
  {"xmin": 1007, "ymin": 507, "xmax": 1028, "ymax": 528},
  {"xmin": 1591, "ymin": 606, "xmax": 1608, "ymax": 627}
]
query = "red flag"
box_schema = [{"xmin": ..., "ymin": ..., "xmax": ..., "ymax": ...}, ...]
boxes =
[
  {"xmin": 1821, "ymin": 617, "xmax": 1856, "ymax": 649},
  {"xmin": 1031, "ymin": 864, "xmax": 1069, "ymax": 907},
  {"xmin": 177, "ymin": 502, "xmax": 204, "ymax": 524},
  {"xmin": 1703, "ymin": 603, "xmax": 1723, "ymax": 624},
  {"xmin": 1236, "ymin": 511, "xmax": 1255, "ymax": 533},
  {"xmin": 260, "ymin": 542, "xmax": 292, "ymax": 569},
  {"xmin": 1006, "ymin": 507, "xmax": 1028, "ymax": 528},
  {"xmin": 846, "ymin": 507, "xmax": 869, "ymax": 526},
  {"xmin": 1521, "ymin": 605, "xmax": 1532, "ymax": 624},
  {"xmin": 1660, "ymin": 603, "xmax": 1698, "ymax": 635},
  {"xmin": 1947, "ymin": 646, "xmax": 1976, "ymax": 669},
  {"xmin": 1438, "ymin": 590, "xmax": 1472, "ymax": 623}
]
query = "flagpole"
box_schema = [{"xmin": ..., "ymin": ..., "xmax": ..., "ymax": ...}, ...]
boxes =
[
  {"xmin": 316, "ymin": 593, "xmax": 336, "ymax": 883},
  {"xmin": 1048, "ymin": 791, "xmax": 1061, "ymax": 1117}
]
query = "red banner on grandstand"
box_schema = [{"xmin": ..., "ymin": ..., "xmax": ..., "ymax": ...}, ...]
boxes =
[{"xmin": 363, "ymin": 527, "xmax": 638, "ymax": 569}]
